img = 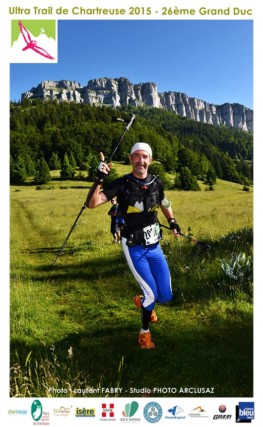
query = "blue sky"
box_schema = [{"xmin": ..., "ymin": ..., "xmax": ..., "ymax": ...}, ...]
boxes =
[{"xmin": 10, "ymin": 19, "xmax": 253, "ymax": 109}]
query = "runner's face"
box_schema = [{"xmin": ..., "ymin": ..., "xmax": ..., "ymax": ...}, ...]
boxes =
[{"xmin": 129, "ymin": 150, "xmax": 152, "ymax": 178}]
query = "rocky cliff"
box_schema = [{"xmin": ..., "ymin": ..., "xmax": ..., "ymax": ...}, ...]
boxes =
[{"xmin": 21, "ymin": 77, "xmax": 253, "ymax": 131}]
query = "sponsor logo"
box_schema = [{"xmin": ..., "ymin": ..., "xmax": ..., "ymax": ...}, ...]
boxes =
[
  {"xmin": 53, "ymin": 406, "xmax": 71, "ymax": 416},
  {"xmin": 101, "ymin": 403, "xmax": 115, "ymax": 420},
  {"xmin": 120, "ymin": 401, "xmax": 140, "ymax": 422},
  {"xmin": 75, "ymin": 407, "xmax": 95, "ymax": 417},
  {"xmin": 165, "ymin": 405, "xmax": 185, "ymax": 419},
  {"xmin": 213, "ymin": 404, "xmax": 232, "ymax": 420},
  {"xmin": 236, "ymin": 402, "xmax": 254, "ymax": 423},
  {"xmin": 11, "ymin": 20, "xmax": 57, "ymax": 63},
  {"xmin": 143, "ymin": 402, "xmax": 162, "ymax": 423},
  {"xmin": 122, "ymin": 401, "xmax": 139, "ymax": 417},
  {"xmin": 31, "ymin": 400, "xmax": 50, "ymax": 425},
  {"xmin": 31, "ymin": 400, "xmax": 42, "ymax": 422},
  {"xmin": 8, "ymin": 409, "xmax": 27, "ymax": 415},
  {"xmin": 189, "ymin": 406, "xmax": 208, "ymax": 418}
]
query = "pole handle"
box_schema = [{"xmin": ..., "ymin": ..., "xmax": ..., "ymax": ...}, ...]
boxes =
[
  {"xmin": 108, "ymin": 113, "xmax": 136, "ymax": 163},
  {"xmin": 125, "ymin": 113, "xmax": 136, "ymax": 131}
]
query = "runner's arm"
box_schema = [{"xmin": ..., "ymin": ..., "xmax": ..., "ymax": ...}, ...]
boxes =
[
  {"xmin": 87, "ymin": 160, "xmax": 111, "ymax": 208},
  {"xmin": 160, "ymin": 205, "xmax": 175, "ymax": 223},
  {"xmin": 87, "ymin": 184, "xmax": 108, "ymax": 208}
]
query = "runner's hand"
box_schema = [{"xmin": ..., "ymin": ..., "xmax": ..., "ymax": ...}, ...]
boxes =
[
  {"xmin": 169, "ymin": 219, "xmax": 181, "ymax": 236},
  {"xmin": 98, "ymin": 161, "xmax": 111, "ymax": 175}
]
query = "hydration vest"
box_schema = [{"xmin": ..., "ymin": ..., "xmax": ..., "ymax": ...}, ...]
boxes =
[{"xmin": 123, "ymin": 173, "xmax": 160, "ymax": 214}]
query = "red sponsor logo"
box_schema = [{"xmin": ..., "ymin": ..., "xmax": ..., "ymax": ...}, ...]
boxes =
[{"xmin": 102, "ymin": 403, "xmax": 114, "ymax": 418}]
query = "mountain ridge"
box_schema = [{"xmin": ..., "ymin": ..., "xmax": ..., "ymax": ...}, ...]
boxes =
[{"xmin": 21, "ymin": 77, "xmax": 253, "ymax": 131}]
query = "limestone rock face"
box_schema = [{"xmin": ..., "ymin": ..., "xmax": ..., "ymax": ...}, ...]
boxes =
[{"xmin": 22, "ymin": 77, "xmax": 253, "ymax": 131}]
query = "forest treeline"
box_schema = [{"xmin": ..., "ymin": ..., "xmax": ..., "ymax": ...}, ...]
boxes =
[{"xmin": 10, "ymin": 100, "xmax": 253, "ymax": 188}]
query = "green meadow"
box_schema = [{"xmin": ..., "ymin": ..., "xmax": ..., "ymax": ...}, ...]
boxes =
[{"xmin": 10, "ymin": 165, "xmax": 253, "ymax": 398}]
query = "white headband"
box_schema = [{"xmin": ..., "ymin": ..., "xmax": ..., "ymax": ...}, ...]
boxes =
[{"xmin": 130, "ymin": 142, "xmax": 152, "ymax": 158}]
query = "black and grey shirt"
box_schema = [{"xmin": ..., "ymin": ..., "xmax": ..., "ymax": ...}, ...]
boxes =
[{"xmin": 103, "ymin": 173, "xmax": 165, "ymax": 237}]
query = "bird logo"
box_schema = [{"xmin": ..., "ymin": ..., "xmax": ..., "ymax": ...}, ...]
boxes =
[{"xmin": 18, "ymin": 20, "xmax": 55, "ymax": 60}]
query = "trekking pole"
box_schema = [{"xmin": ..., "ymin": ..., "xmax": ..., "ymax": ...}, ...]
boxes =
[
  {"xmin": 108, "ymin": 114, "xmax": 135, "ymax": 163},
  {"xmin": 53, "ymin": 113, "xmax": 136, "ymax": 266}
]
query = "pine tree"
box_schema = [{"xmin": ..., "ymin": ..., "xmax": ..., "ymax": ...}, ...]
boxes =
[
  {"xmin": 206, "ymin": 168, "xmax": 217, "ymax": 186},
  {"xmin": 10, "ymin": 155, "xmax": 27, "ymax": 184},
  {"xmin": 24, "ymin": 154, "xmax": 36, "ymax": 176},
  {"xmin": 69, "ymin": 151, "xmax": 77, "ymax": 169},
  {"xmin": 178, "ymin": 167, "xmax": 201, "ymax": 191},
  {"xmin": 34, "ymin": 158, "xmax": 51, "ymax": 184},
  {"xmin": 49, "ymin": 152, "xmax": 61, "ymax": 170},
  {"xmin": 60, "ymin": 153, "xmax": 75, "ymax": 180},
  {"xmin": 87, "ymin": 154, "xmax": 99, "ymax": 181}
]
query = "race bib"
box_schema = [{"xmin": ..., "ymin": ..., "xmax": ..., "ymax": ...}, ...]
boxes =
[{"xmin": 143, "ymin": 223, "xmax": 162, "ymax": 246}]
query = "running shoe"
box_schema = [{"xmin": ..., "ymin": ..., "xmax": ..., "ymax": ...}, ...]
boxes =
[{"xmin": 138, "ymin": 331, "xmax": 155, "ymax": 349}]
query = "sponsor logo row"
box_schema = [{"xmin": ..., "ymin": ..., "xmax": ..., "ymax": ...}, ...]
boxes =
[{"xmin": 8, "ymin": 400, "xmax": 255, "ymax": 423}]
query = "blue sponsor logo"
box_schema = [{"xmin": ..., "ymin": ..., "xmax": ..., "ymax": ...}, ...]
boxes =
[
  {"xmin": 236, "ymin": 402, "xmax": 254, "ymax": 423},
  {"xmin": 238, "ymin": 402, "xmax": 254, "ymax": 421},
  {"xmin": 166, "ymin": 405, "xmax": 185, "ymax": 419},
  {"xmin": 143, "ymin": 402, "xmax": 162, "ymax": 423}
]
